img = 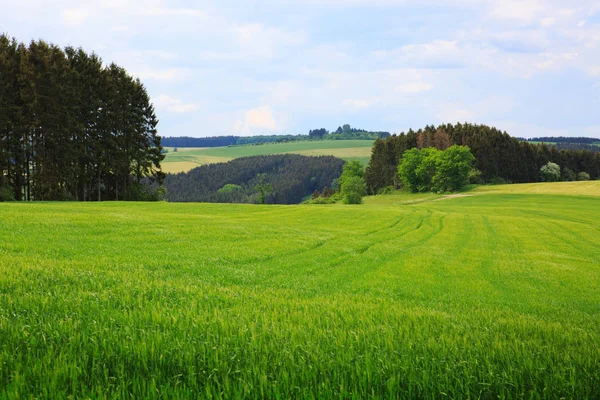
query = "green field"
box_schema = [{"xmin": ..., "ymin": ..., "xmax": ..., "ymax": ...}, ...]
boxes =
[
  {"xmin": 1, "ymin": 182, "xmax": 599, "ymax": 398},
  {"xmin": 162, "ymin": 140, "xmax": 375, "ymax": 173}
]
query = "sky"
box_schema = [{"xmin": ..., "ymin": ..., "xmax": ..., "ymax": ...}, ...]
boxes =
[{"xmin": 2, "ymin": 0, "xmax": 600, "ymax": 138}]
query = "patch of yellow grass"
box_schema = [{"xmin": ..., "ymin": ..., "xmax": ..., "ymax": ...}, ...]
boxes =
[
  {"xmin": 161, "ymin": 156, "xmax": 233, "ymax": 173},
  {"xmin": 474, "ymin": 181, "xmax": 600, "ymax": 196}
]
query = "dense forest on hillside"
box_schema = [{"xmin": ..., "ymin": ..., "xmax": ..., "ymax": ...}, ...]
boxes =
[
  {"xmin": 165, "ymin": 154, "xmax": 344, "ymax": 204},
  {"xmin": 365, "ymin": 123, "xmax": 600, "ymax": 194},
  {"xmin": 0, "ymin": 35, "xmax": 164, "ymax": 201},
  {"xmin": 162, "ymin": 125, "xmax": 390, "ymax": 148}
]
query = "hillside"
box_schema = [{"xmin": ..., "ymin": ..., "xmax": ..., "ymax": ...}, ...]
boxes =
[
  {"xmin": 162, "ymin": 140, "xmax": 374, "ymax": 173},
  {"xmin": 1, "ymin": 181, "xmax": 599, "ymax": 398},
  {"xmin": 164, "ymin": 154, "xmax": 344, "ymax": 204}
]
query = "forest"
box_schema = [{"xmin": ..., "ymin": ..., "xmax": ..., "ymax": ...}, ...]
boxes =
[
  {"xmin": 161, "ymin": 125, "xmax": 390, "ymax": 148},
  {"xmin": 364, "ymin": 123, "xmax": 600, "ymax": 194},
  {"xmin": 164, "ymin": 154, "xmax": 344, "ymax": 204},
  {"xmin": 0, "ymin": 35, "xmax": 164, "ymax": 202}
]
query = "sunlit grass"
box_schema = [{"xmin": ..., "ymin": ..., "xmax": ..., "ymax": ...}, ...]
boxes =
[{"xmin": 1, "ymin": 182, "xmax": 599, "ymax": 398}]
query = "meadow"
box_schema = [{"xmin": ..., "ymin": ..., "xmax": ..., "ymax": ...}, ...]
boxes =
[
  {"xmin": 1, "ymin": 182, "xmax": 599, "ymax": 398},
  {"xmin": 162, "ymin": 140, "xmax": 374, "ymax": 173}
]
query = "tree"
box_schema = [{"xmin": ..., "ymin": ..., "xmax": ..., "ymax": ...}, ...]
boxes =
[
  {"xmin": 338, "ymin": 160, "xmax": 364, "ymax": 189},
  {"xmin": 397, "ymin": 148, "xmax": 425, "ymax": 192},
  {"xmin": 540, "ymin": 162, "xmax": 561, "ymax": 182},
  {"xmin": 341, "ymin": 176, "xmax": 366, "ymax": 204},
  {"xmin": 431, "ymin": 145, "xmax": 475, "ymax": 192},
  {"xmin": 562, "ymin": 167, "xmax": 576, "ymax": 182},
  {"xmin": 577, "ymin": 172, "xmax": 591, "ymax": 181},
  {"xmin": 398, "ymin": 146, "xmax": 474, "ymax": 192},
  {"xmin": 255, "ymin": 174, "xmax": 274, "ymax": 204}
]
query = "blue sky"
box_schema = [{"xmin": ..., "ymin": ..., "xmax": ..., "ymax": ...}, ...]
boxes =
[{"xmin": 2, "ymin": 0, "xmax": 600, "ymax": 138}]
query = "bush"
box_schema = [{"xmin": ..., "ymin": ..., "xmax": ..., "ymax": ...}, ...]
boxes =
[
  {"xmin": 218, "ymin": 184, "xmax": 243, "ymax": 194},
  {"xmin": 341, "ymin": 176, "xmax": 366, "ymax": 204},
  {"xmin": 577, "ymin": 172, "xmax": 591, "ymax": 181},
  {"xmin": 562, "ymin": 168, "xmax": 576, "ymax": 182},
  {"xmin": 398, "ymin": 146, "xmax": 474, "ymax": 193},
  {"xmin": 540, "ymin": 162, "xmax": 561, "ymax": 182},
  {"xmin": 0, "ymin": 186, "xmax": 15, "ymax": 202},
  {"xmin": 377, "ymin": 186, "xmax": 396, "ymax": 195},
  {"xmin": 488, "ymin": 177, "xmax": 508, "ymax": 185},
  {"xmin": 468, "ymin": 168, "xmax": 484, "ymax": 184}
]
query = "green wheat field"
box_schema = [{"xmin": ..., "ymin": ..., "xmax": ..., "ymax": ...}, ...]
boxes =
[
  {"xmin": 162, "ymin": 140, "xmax": 375, "ymax": 173},
  {"xmin": 1, "ymin": 182, "xmax": 599, "ymax": 398}
]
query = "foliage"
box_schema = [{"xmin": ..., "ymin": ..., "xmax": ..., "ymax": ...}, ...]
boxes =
[
  {"xmin": 0, "ymin": 186, "xmax": 14, "ymax": 202},
  {"xmin": 1, "ymin": 183, "xmax": 600, "ymax": 398},
  {"xmin": 398, "ymin": 146, "xmax": 474, "ymax": 193},
  {"xmin": 562, "ymin": 167, "xmax": 576, "ymax": 181},
  {"xmin": 338, "ymin": 161, "xmax": 366, "ymax": 204},
  {"xmin": 377, "ymin": 186, "xmax": 396, "ymax": 195},
  {"xmin": 341, "ymin": 176, "xmax": 366, "ymax": 204},
  {"xmin": 468, "ymin": 168, "xmax": 484, "ymax": 184},
  {"xmin": 431, "ymin": 146, "xmax": 475, "ymax": 192},
  {"xmin": 0, "ymin": 34, "xmax": 164, "ymax": 201},
  {"xmin": 165, "ymin": 154, "xmax": 344, "ymax": 204},
  {"xmin": 365, "ymin": 123, "xmax": 600, "ymax": 194},
  {"xmin": 540, "ymin": 162, "xmax": 561, "ymax": 182},
  {"xmin": 577, "ymin": 172, "xmax": 591, "ymax": 181},
  {"xmin": 218, "ymin": 184, "xmax": 243, "ymax": 194}
]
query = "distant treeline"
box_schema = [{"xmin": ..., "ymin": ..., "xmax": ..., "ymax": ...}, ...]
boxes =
[
  {"xmin": 528, "ymin": 137, "xmax": 599, "ymax": 144},
  {"xmin": 552, "ymin": 143, "xmax": 599, "ymax": 152},
  {"xmin": 162, "ymin": 124, "xmax": 390, "ymax": 148},
  {"xmin": 0, "ymin": 35, "xmax": 164, "ymax": 201},
  {"xmin": 365, "ymin": 123, "xmax": 600, "ymax": 194},
  {"xmin": 165, "ymin": 154, "xmax": 344, "ymax": 204}
]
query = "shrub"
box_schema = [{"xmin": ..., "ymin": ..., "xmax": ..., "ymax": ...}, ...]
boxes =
[
  {"xmin": 577, "ymin": 172, "xmax": 591, "ymax": 181},
  {"xmin": 218, "ymin": 184, "xmax": 243, "ymax": 194},
  {"xmin": 0, "ymin": 186, "xmax": 15, "ymax": 202},
  {"xmin": 468, "ymin": 168, "xmax": 484, "ymax": 184},
  {"xmin": 562, "ymin": 168, "xmax": 576, "ymax": 182},
  {"xmin": 377, "ymin": 186, "xmax": 396, "ymax": 195},
  {"xmin": 341, "ymin": 176, "xmax": 366, "ymax": 204},
  {"xmin": 540, "ymin": 162, "xmax": 561, "ymax": 182}
]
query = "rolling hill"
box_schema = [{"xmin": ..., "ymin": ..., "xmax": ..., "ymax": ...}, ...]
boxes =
[
  {"xmin": 161, "ymin": 140, "xmax": 375, "ymax": 173},
  {"xmin": 1, "ymin": 181, "xmax": 599, "ymax": 398}
]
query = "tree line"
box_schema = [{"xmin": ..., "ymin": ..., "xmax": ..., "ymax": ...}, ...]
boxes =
[
  {"xmin": 0, "ymin": 34, "xmax": 164, "ymax": 201},
  {"xmin": 164, "ymin": 154, "xmax": 344, "ymax": 204},
  {"xmin": 528, "ymin": 137, "xmax": 599, "ymax": 144},
  {"xmin": 365, "ymin": 123, "xmax": 600, "ymax": 194},
  {"xmin": 161, "ymin": 125, "xmax": 390, "ymax": 148}
]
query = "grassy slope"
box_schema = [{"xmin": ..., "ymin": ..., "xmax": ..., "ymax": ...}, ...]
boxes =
[
  {"xmin": 162, "ymin": 140, "xmax": 374, "ymax": 173},
  {"xmin": 1, "ymin": 182, "xmax": 599, "ymax": 398}
]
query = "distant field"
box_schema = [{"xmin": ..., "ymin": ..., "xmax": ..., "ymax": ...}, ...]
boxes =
[
  {"xmin": 1, "ymin": 181, "xmax": 599, "ymax": 398},
  {"xmin": 162, "ymin": 140, "xmax": 374, "ymax": 173}
]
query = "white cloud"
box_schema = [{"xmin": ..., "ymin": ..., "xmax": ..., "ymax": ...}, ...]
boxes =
[
  {"xmin": 395, "ymin": 82, "xmax": 434, "ymax": 94},
  {"xmin": 135, "ymin": 67, "xmax": 193, "ymax": 83},
  {"xmin": 62, "ymin": 9, "xmax": 89, "ymax": 25},
  {"xmin": 234, "ymin": 106, "xmax": 281, "ymax": 135},
  {"xmin": 342, "ymin": 98, "xmax": 380, "ymax": 109},
  {"xmin": 153, "ymin": 95, "xmax": 199, "ymax": 113}
]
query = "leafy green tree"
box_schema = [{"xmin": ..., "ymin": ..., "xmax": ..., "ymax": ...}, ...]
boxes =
[
  {"xmin": 218, "ymin": 184, "xmax": 243, "ymax": 194},
  {"xmin": 338, "ymin": 160, "xmax": 364, "ymax": 189},
  {"xmin": 397, "ymin": 148, "xmax": 425, "ymax": 192},
  {"xmin": 577, "ymin": 172, "xmax": 590, "ymax": 181},
  {"xmin": 341, "ymin": 176, "xmax": 366, "ymax": 204},
  {"xmin": 540, "ymin": 162, "xmax": 561, "ymax": 182},
  {"xmin": 431, "ymin": 145, "xmax": 475, "ymax": 192},
  {"xmin": 562, "ymin": 168, "xmax": 576, "ymax": 181}
]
